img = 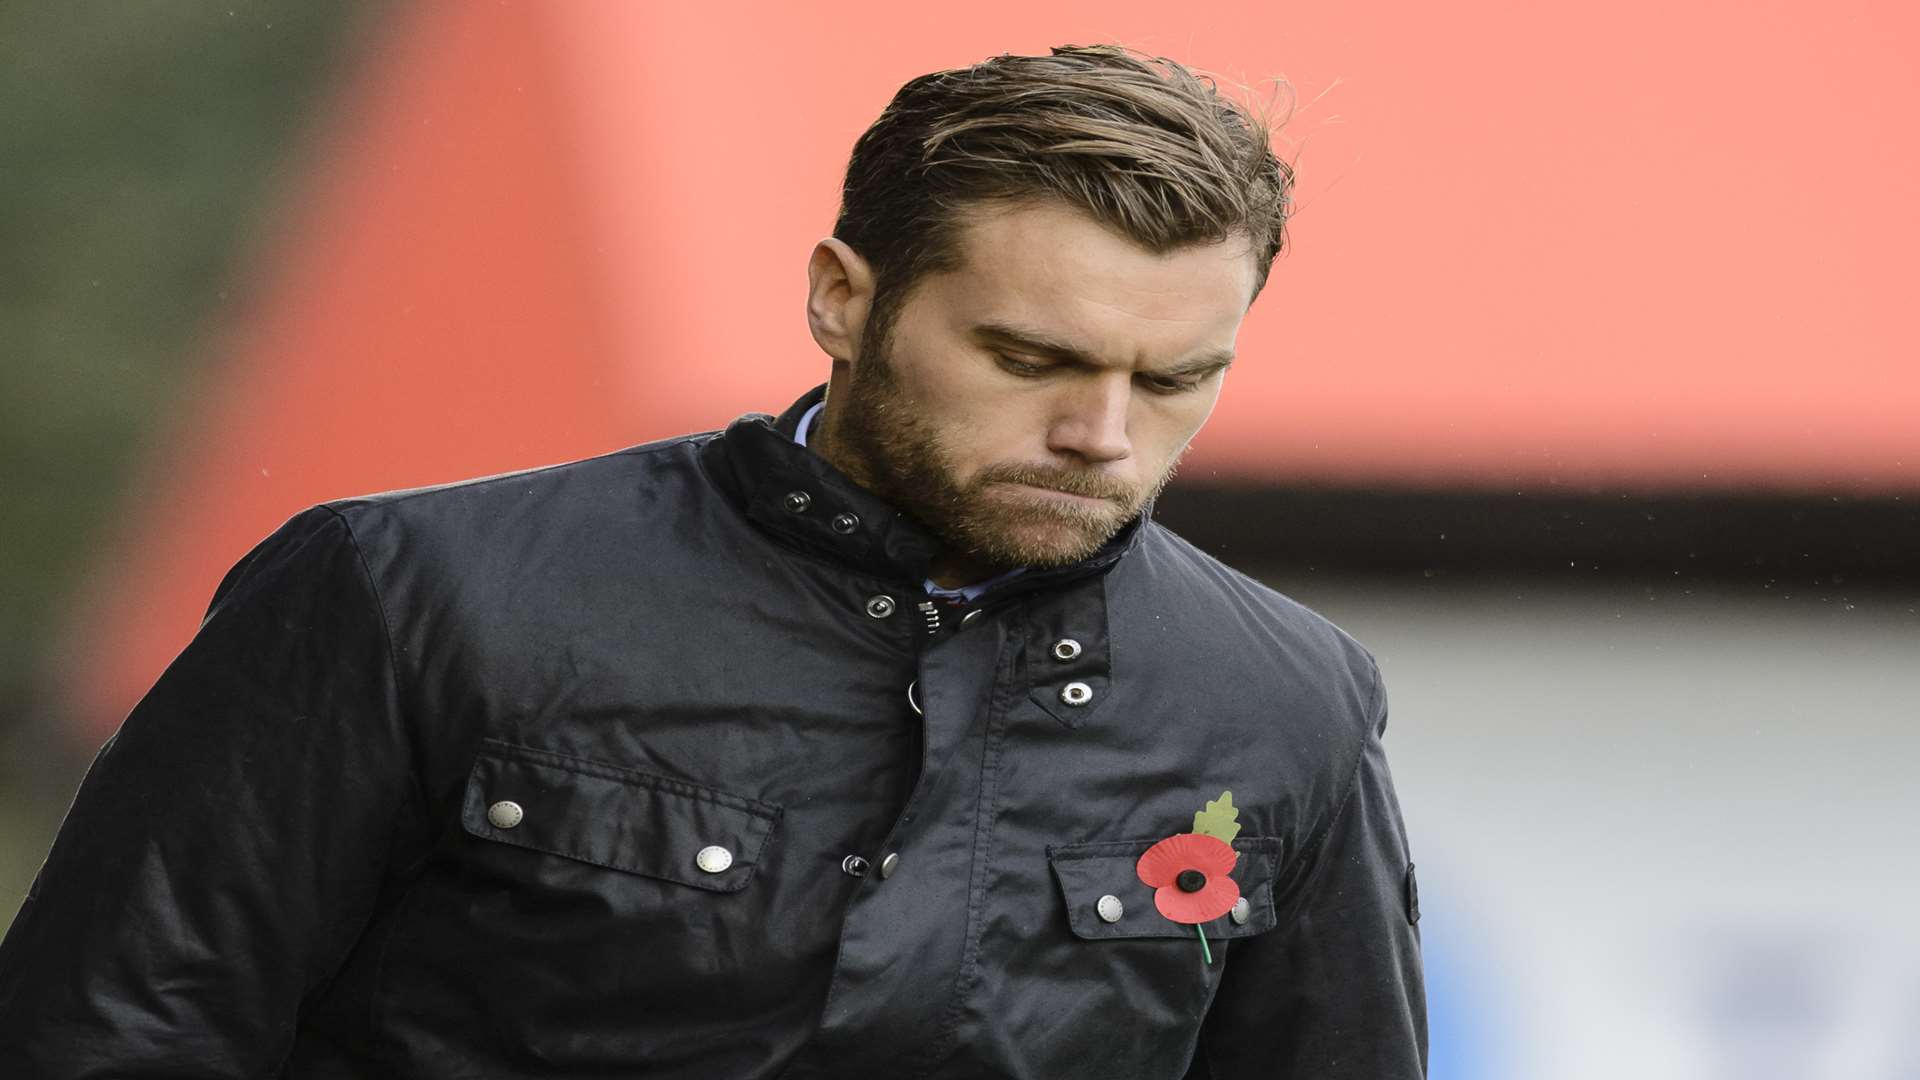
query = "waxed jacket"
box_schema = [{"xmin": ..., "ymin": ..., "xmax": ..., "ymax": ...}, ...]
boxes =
[{"xmin": 0, "ymin": 386, "xmax": 1426, "ymax": 1078}]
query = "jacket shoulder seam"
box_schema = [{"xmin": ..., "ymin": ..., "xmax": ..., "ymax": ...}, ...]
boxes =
[
  {"xmin": 313, "ymin": 505, "xmax": 430, "ymax": 828},
  {"xmin": 322, "ymin": 433, "xmax": 717, "ymax": 512},
  {"xmin": 1279, "ymin": 656, "xmax": 1385, "ymax": 920}
]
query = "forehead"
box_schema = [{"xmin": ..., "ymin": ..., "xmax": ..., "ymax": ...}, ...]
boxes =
[{"xmin": 931, "ymin": 199, "xmax": 1258, "ymax": 351}]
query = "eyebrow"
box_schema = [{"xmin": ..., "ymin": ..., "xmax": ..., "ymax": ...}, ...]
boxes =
[{"xmin": 971, "ymin": 321, "xmax": 1235, "ymax": 377}]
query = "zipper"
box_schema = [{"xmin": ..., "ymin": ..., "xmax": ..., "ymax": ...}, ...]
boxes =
[{"xmin": 915, "ymin": 600, "xmax": 943, "ymax": 637}]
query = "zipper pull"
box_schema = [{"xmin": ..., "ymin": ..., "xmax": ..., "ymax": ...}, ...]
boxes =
[{"xmin": 915, "ymin": 600, "xmax": 943, "ymax": 637}]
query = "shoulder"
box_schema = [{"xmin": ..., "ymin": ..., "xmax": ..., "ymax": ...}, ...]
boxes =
[
  {"xmin": 209, "ymin": 434, "xmax": 730, "ymax": 631},
  {"xmin": 312, "ymin": 432, "xmax": 718, "ymax": 562},
  {"xmin": 325, "ymin": 432, "xmax": 713, "ymax": 524},
  {"xmin": 1131, "ymin": 521, "xmax": 1378, "ymax": 675},
  {"xmin": 1116, "ymin": 519, "xmax": 1386, "ymax": 736}
]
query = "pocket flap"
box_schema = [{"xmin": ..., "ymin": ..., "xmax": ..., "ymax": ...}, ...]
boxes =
[
  {"xmin": 1047, "ymin": 836, "xmax": 1283, "ymax": 941},
  {"xmin": 461, "ymin": 739, "xmax": 781, "ymax": 893}
]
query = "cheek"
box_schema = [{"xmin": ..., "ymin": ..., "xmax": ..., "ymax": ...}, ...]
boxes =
[
  {"xmin": 887, "ymin": 334, "xmax": 992, "ymax": 408},
  {"xmin": 911, "ymin": 360, "xmax": 1047, "ymax": 450}
]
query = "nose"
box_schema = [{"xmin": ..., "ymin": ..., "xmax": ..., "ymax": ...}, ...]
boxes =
[{"xmin": 1046, "ymin": 374, "xmax": 1133, "ymax": 465}]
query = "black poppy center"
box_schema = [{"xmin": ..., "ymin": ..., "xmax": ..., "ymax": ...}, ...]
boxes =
[{"xmin": 1175, "ymin": 869, "xmax": 1207, "ymax": 893}]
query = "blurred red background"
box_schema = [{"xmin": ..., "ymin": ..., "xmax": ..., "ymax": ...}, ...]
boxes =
[{"xmin": 60, "ymin": 0, "xmax": 1920, "ymax": 739}]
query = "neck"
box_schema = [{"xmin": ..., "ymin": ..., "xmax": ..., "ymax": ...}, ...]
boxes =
[{"xmin": 807, "ymin": 371, "xmax": 875, "ymax": 491}]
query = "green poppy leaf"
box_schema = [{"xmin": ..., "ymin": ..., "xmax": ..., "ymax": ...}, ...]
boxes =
[{"xmin": 1192, "ymin": 790, "xmax": 1241, "ymax": 842}]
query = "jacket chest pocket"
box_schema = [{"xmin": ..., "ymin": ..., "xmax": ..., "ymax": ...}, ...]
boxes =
[
  {"xmin": 378, "ymin": 742, "xmax": 790, "ymax": 1063},
  {"xmin": 1047, "ymin": 836, "xmax": 1283, "ymax": 943},
  {"xmin": 460, "ymin": 738, "xmax": 781, "ymax": 893},
  {"xmin": 958, "ymin": 837, "xmax": 1286, "ymax": 1075}
]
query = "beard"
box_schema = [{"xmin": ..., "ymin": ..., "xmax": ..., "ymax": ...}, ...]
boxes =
[{"xmin": 831, "ymin": 323, "xmax": 1179, "ymax": 571}]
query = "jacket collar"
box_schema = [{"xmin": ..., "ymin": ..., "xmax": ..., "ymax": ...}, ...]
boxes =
[{"xmin": 700, "ymin": 384, "xmax": 1145, "ymax": 593}]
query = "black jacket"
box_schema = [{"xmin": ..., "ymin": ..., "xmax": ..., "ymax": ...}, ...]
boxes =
[{"xmin": 0, "ymin": 387, "xmax": 1426, "ymax": 1078}]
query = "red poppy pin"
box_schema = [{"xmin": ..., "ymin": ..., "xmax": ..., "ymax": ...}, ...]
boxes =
[{"xmin": 1135, "ymin": 790, "xmax": 1242, "ymax": 965}]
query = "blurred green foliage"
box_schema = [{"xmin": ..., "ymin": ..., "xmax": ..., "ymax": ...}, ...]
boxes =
[{"xmin": 0, "ymin": 2, "xmax": 381, "ymax": 921}]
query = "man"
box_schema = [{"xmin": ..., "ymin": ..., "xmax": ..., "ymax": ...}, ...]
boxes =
[{"xmin": 0, "ymin": 45, "xmax": 1425, "ymax": 1077}]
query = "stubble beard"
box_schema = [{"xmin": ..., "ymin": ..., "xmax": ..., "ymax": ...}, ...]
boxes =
[{"xmin": 834, "ymin": 325, "xmax": 1180, "ymax": 571}]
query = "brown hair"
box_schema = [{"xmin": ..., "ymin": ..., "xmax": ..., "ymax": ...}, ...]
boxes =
[{"xmin": 834, "ymin": 44, "xmax": 1294, "ymax": 352}]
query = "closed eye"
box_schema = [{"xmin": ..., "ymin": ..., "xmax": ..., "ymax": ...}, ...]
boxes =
[
  {"xmin": 995, "ymin": 352, "xmax": 1053, "ymax": 378},
  {"xmin": 1135, "ymin": 370, "xmax": 1213, "ymax": 395}
]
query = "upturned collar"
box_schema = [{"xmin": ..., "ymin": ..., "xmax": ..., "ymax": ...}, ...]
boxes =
[{"xmin": 700, "ymin": 384, "xmax": 1145, "ymax": 594}]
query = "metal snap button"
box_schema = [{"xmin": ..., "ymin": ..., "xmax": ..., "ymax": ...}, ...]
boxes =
[
  {"xmin": 831, "ymin": 512, "xmax": 860, "ymax": 534},
  {"xmin": 959, "ymin": 609, "xmax": 983, "ymax": 628},
  {"xmin": 841, "ymin": 854, "xmax": 871, "ymax": 878},
  {"xmin": 1051, "ymin": 638, "xmax": 1083, "ymax": 662},
  {"xmin": 782, "ymin": 490, "xmax": 812, "ymax": 513},
  {"xmin": 906, "ymin": 680, "xmax": 923, "ymax": 716},
  {"xmin": 865, "ymin": 595, "xmax": 896, "ymax": 618},
  {"xmin": 1230, "ymin": 896, "xmax": 1251, "ymax": 925},
  {"xmin": 1060, "ymin": 681, "xmax": 1093, "ymax": 707},
  {"xmin": 1096, "ymin": 894, "xmax": 1124, "ymax": 923},
  {"xmin": 695, "ymin": 845, "xmax": 733, "ymax": 874},
  {"xmin": 486, "ymin": 800, "xmax": 523, "ymax": 829},
  {"xmin": 880, "ymin": 852, "xmax": 899, "ymax": 879}
]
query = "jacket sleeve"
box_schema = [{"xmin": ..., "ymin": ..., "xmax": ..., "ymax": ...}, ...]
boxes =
[
  {"xmin": 0, "ymin": 506, "xmax": 420, "ymax": 1076},
  {"xmin": 1187, "ymin": 664, "xmax": 1428, "ymax": 1078}
]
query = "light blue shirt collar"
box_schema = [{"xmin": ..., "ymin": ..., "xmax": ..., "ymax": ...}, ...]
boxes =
[
  {"xmin": 794, "ymin": 400, "xmax": 824, "ymax": 448},
  {"xmin": 791, "ymin": 400, "xmax": 1024, "ymax": 602}
]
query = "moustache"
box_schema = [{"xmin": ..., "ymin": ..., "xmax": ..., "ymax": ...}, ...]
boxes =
[{"xmin": 976, "ymin": 463, "xmax": 1134, "ymax": 504}]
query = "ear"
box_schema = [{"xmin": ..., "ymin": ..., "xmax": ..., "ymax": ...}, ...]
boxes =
[{"xmin": 805, "ymin": 237, "xmax": 875, "ymax": 364}]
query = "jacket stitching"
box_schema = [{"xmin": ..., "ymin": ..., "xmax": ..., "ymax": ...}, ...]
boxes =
[
  {"xmin": 463, "ymin": 818, "xmax": 768, "ymax": 894},
  {"xmin": 472, "ymin": 737, "xmax": 781, "ymax": 819},
  {"xmin": 1271, "ymin": 657, "xmax": 1384, "ymax": 916},
  {"xmin": 913, "ymin": 629, "xmax": 1020, "ymax": 1078},
  {"xmin": 311, "ymin": 505, "xmax": 427, "ymax": 1076},
  {"xmin": 361, "ymin": 874, "xmax": 430, "ymax": 1068},
  {"xmin": 251, "ymin": 507, "xmax": 420, "ymax": 1076},
  {"xmin": 318, "ymin": 506, "xmax": 427, "ymax": 822}
]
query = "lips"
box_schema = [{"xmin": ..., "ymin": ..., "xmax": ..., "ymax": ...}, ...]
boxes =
[{"xmin": 1002, "ymin": 481, "xmax": 1117, "ymax": 504}]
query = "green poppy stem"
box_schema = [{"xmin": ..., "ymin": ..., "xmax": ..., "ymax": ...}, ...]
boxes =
[{"xmin": 1197, "ymin": 924, "xmax": 1212, "ymax": 965}]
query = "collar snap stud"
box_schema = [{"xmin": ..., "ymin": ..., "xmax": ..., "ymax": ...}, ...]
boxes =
[
  {"xmin": 782, "ymin": 490, "xmax": 812, "ymax": 513},
  {"xmin": 865, "ymin": 595, "xmax": 896, "ymax": 618},
  {"xmin": 831, "ymin": 512, "xmax": 859, "ymax": 534},
  {"xmin": 841, "ymin": 854, "xmax": 871, "ymax": 878}
]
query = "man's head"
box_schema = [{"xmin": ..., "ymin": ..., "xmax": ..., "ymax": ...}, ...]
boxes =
[{"xmin": 805, "ymin": 45, "xmax": 1293, "ymax": 580}]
